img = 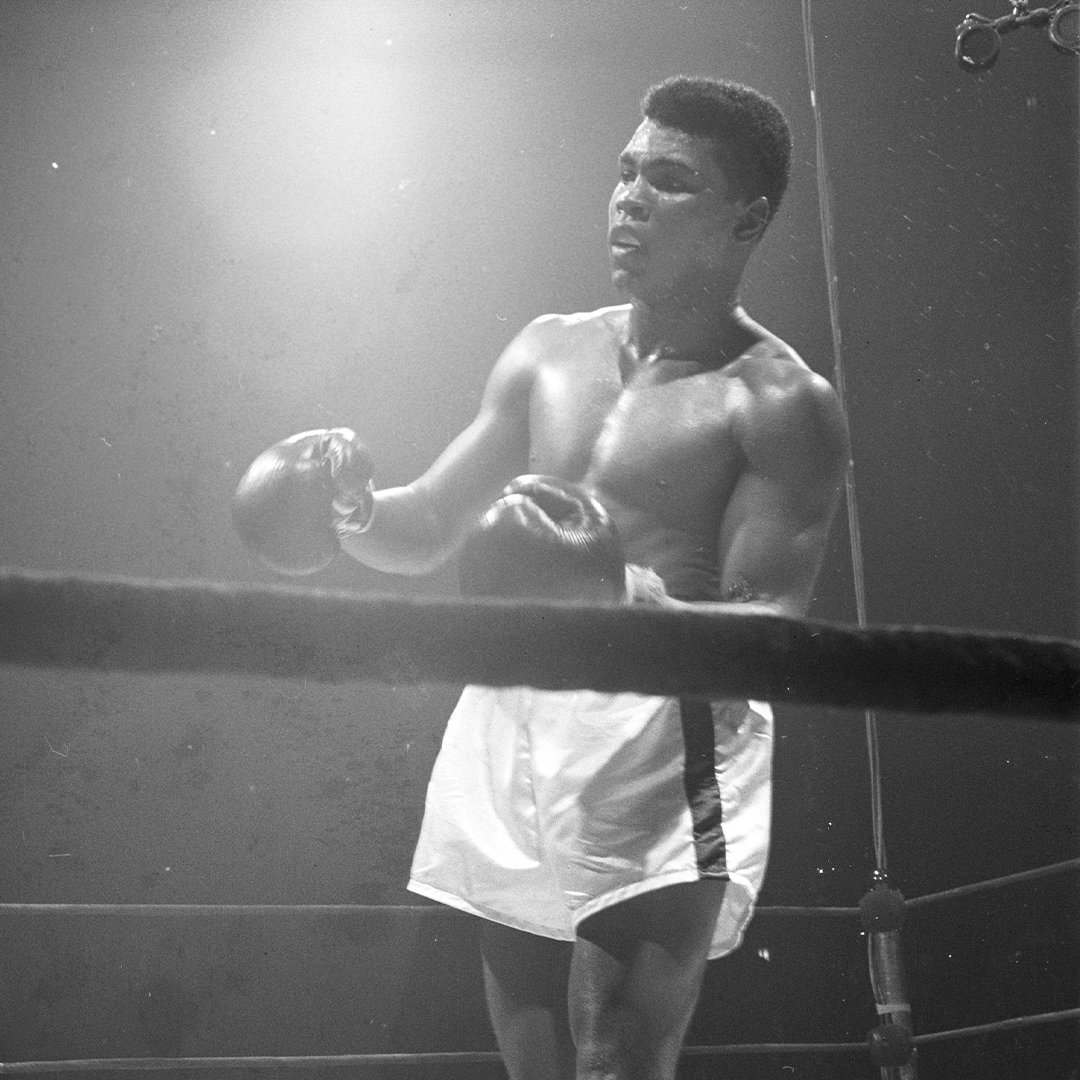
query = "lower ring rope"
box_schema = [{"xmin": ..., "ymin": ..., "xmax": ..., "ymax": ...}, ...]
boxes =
[
  {"xmin": 4, "ymin": 856, "xmax": 1073, "ymax": 917},
  {"xmin": 0, "ymin": 901, "xmax": 860, "ymax": 917},
  {"xmin": 905, "ymin": 856, "xmax": 1080, "ymax": 908},
  {"xmin": 0, "ymin": 569, "xmax": 1076, "ymax": 717},
  {"xmin": 3, "ymin": 1010, "xmax": 1078, "ymax": 1075},
  {"xmin": 0, "ymin": 1052, "xmax": 507, "ymax": 1075},
  {"xmin": 910, "ymin": 1007, "xmax": 1080, "ymax": 1046},
  {"xmin": 0, "ymin": 903, "xmax": 463, "ymax": 917}
]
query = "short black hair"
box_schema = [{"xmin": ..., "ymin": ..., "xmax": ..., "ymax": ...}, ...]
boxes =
[{"xmin": 642, "ymin": 76, "xmax": 792, "ymax": 216}]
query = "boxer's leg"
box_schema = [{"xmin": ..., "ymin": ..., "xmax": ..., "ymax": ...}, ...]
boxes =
[
  {"xmin": 481, "ymin": 921, "xmax": 575, "ymax": 1080},
  {"xmin": 569, "ymin": 879, "xmax": 725, "ymax": 1080}
]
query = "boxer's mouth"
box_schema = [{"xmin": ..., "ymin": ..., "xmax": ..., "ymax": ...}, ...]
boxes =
[{"xmin": 609, "ymin": 227, "xmax": 642, "ymax": 251}]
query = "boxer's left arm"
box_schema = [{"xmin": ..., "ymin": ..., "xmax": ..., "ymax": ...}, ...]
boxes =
[
  {"xmin": 710, "ymin": 368, "xmax": 848, "ymax": 619},
  {"xmin": 653, "ymin": 368, "xmax": 847, "ymax": 618},
  {"xmin": 337, "ymin": 317, "xmax": 550, "ymax": 574}
]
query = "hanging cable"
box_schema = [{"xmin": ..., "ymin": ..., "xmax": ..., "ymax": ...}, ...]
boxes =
[
  {"xmin": 800, "ymin": 0, "xmax": 887, "ymax": 875},
  {"xmin": 802, "ymin": 7, "xmax": 920, "ymax": 1074}
]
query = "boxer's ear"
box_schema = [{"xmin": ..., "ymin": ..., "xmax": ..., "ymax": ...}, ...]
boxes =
[{"xmin": 733, "ymin": 196, "xmax": 770, "ymax": 243}]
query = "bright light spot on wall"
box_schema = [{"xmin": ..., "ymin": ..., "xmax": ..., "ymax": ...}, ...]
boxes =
[{"xmin": 181, "ymin": 2, "xmax": 418, "ymax": 252}]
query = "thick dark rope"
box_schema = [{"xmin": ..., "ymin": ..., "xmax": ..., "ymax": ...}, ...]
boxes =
[{"xmin": 0, "ymin": 569, "xmax": 1076, "ymax": 717}]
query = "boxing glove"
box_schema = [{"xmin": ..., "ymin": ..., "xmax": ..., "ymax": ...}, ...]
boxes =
[
  {"xmin": 458, "ymin": 475, "xmax": 626, "ymax": 602},
  {"xmin": 232, "ymin": 428, "xmax": 375, "ymax": 575}
]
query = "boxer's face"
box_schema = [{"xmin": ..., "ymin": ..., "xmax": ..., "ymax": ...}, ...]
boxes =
[{"xmin": 608, "ymin": 120, "xmax": 758, "ymax": 304}]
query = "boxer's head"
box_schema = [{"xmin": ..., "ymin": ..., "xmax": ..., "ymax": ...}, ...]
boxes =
[
  {"xmin": 609, "ymin": 78, "xmax": 791, "ymax": 306},
  {"xmin": 642, "ymin": 76, "xmax": 792, "ymax": 219}
]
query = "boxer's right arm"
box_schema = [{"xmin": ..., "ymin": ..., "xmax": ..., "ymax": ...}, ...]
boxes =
[{"xmin": 336, "ymin": 320, "xmax": 543, "ymax": 574}]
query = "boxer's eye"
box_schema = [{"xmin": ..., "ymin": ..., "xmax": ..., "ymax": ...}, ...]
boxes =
[{"xmin": 649, "ymin": 168, "xmax": 697, "ymax": 194}]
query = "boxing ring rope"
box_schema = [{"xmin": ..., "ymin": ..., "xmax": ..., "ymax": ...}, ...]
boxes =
[
  {"xmin": 0, "ymin": 569, "xmax": 1076, "ymax": 716},
  {"xmin": 1, "ymin": 856, "xmax": 1076, "ymax": 919},
  {"xmin": 0, "ymin": 567, "xmax": 1077, "ymax": 1075},
  {"xmin": 6, "ymin": 1007, "xmax": 1080, "ymax": 1075}
]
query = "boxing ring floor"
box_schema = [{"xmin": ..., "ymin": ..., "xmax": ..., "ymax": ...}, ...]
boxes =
[{"xmin": 0, "ymin": 570, "xmax": 1077, "ymax": 1077}]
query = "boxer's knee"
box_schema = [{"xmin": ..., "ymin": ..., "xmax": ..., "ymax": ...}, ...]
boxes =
[{"xmin": 569, "ymin": 881, "xmax": 724, "ymax": 1079}]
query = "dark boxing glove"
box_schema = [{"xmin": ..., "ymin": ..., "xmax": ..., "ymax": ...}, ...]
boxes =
[
  {"xmin": 232, "ymin": 428, "xmax": 375, "ymax": 575},
  {"xmin": 459, "ymin": 475, "xmax": 626, "ymax": 602}
]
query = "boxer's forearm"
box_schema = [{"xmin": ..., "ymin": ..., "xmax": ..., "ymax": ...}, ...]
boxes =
[{"xmin": 338, "ymin": 484, "xmax": 458, "ymax": 575}]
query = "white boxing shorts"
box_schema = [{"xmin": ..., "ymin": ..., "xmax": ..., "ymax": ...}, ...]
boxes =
[{"xmin": 408, "ymin": 685, "xmax": 773, "ymax": 959}]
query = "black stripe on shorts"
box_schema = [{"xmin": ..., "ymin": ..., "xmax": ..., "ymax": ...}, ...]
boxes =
[{"xmin": 679, "ymin": 699, "xmax": 727, "ymax": 876}]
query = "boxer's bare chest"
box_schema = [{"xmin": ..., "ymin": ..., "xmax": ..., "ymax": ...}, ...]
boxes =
[{"xmin": 524, "ymin": 320, "xmax": 750, "ymax": 534}]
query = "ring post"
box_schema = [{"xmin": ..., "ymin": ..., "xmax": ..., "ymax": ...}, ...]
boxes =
[{"xmin": 862, "ymin": 871, "xmax": 918, "ymax": 1078}]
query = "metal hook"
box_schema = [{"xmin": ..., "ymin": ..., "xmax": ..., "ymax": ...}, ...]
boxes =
[{"xmin": 955, "ymin": 1, "xmax": 1079, "ymax": 70}]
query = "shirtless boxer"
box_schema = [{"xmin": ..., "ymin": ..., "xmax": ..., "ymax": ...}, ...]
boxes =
[{"xmin": 234, "ymin": 77, "xmax": 849, "ymax": 1080}]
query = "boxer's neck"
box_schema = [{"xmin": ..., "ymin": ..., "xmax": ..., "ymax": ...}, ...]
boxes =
[{"xmin": 624, "ymin": 294, "xmax": 749, "ymax": 367}]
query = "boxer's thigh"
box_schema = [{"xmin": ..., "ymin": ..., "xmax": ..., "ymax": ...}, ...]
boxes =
[{"xmin": 569, "ymin": 879, "xmax": 726, "ymax": 1079}]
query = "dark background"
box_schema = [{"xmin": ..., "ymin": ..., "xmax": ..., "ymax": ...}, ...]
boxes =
[{"xmin": 0, "ymin": 1, "xmax": 1076, "ymax": 1077}]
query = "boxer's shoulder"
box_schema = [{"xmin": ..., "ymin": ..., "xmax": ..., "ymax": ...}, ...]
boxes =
[
  {"xmin": 730, "ymin": 340, "xmax": 848, "ymax": 472},
  {"xmin": 519, "ymin": 305, "xmax": 630, "ymax": 352}
]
